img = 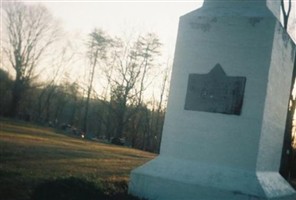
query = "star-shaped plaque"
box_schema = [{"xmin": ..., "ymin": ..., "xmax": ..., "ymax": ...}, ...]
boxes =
[{"xmin": 184, "ymin": 64, "xmax": 246, "ymax": 115}]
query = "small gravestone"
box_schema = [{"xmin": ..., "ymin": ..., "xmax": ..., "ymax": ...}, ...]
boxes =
[{"xmin": 129, "ymin": 0, "xmax": 296, "ymax": 199}]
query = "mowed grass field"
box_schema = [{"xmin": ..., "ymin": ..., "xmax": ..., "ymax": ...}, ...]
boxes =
[{"xmin": 0, "ymin": 118, "xmax": 155, "ymax": 200}]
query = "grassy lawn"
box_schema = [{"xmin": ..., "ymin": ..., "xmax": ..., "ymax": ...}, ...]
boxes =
[{"xmin": 0, "ymin": 118, "xmax": 155, "ymax": 200}]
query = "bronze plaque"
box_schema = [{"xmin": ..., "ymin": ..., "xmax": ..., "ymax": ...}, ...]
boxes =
[{"xmin": 184, "ymin": 64, "xmax": 246, "ymax": 115}]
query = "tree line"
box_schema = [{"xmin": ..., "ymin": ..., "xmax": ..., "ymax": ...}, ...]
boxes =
[{"xmin": 0, "ymin": 1, "xmax": 171, "ymax": 152}]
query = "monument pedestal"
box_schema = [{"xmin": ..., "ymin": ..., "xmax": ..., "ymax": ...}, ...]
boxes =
[
  {"xmin": 129, "ymin": 1, "xmax": 296, "ymax": 199},
  {"xmin": 130, "ymin": 157, "xmax": 295, "ymax": 200}
]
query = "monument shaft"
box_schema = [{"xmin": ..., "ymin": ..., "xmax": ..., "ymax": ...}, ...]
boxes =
[{"xmin": 129, "ymin": 1, "xmax": 296, "ymax": 199}]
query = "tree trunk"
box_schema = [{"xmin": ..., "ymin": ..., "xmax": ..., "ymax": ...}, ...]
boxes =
[
  {"xmin": 9, "ymin": 76, "xmax": 23, "ymax": 118},
  {"xmin": 279, "ymin": 0, "xmax": 294, "ymax": 180},
  {"xmin": 116, "ymin": 110, "xmax": 125, "ymax": 138},
  {"xmin": 280, "ymin": 55, "xmax": 296, "ymax": 180}
]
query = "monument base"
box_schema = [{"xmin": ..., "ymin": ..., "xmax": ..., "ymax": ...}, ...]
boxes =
[{"xmin": 129, "ymin": 156, "xmax": 296, "ymax": 200}]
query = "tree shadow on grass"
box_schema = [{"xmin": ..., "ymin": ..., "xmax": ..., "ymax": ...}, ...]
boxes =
[
  {"xmin": 31, "ymin": 177, "xmax": 106, "ymax": 200},
  {"xmin": 31, "ymin": 177, "xmax": 141, "ymax": 200}
]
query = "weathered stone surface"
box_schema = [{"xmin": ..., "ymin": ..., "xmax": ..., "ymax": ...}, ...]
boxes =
[
  {"xmin": 129, "ymin": 0, "xmax": 296, "ymax": 199},
  {"xmin": 130, "ymin": 157, "xmax": 296, "ymax": 200}
]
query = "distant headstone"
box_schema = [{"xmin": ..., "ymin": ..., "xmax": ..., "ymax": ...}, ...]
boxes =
[{"xmin": 129, "ymin": 0, "xmax": 296, "ymax": 199}]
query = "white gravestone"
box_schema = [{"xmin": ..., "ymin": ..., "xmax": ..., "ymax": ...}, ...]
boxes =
[{"xmin": 129, "ymin": 0, "xmax": 296, "ymax": 199}]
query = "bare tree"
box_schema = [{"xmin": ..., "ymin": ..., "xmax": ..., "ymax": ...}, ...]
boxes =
[
  {"xmin": 129, "ymin": 33, "xmax": 162, "ymax": 148},
  {"xmin": 154, "ymin": 62, "xmax": 171, "ymax": 152},
  {"xmin": 3, "ymin": 1, "xmax": 61, "ymax": 117},
  {"xmin": 134, "ymin": 33, "xmax": 162, "ymax": 105},
  {"xmin": 35, "ymin": 46, "xmax": 73, "ymax": 121},
  {"xmin": 82, "ymin": 29, "xmax": 112, "ymax": 134},
  {"xmin": 105, "ymin": 33, "xmax": 161, "ymax": 139}
]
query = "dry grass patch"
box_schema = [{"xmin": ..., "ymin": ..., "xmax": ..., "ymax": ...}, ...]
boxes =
[{"xmin": 0, "ymin": 118, "xmax": 155, "ymax": 200}]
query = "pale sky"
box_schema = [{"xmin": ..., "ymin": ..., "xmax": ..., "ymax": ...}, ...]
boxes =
[
  {"xmin": 24, "ymin": 1, "xmax": 203, "ymax": 58},
  {"xmin": 12, "ymin": 1, "xmax": 201, "ymax": 97},
  {"xmin": 6, "ymin": 0, "xmax": 296, "ymax": 100},
  {"xmin": 20, "ymin": 0, "xmax": 295, "ymax": 59}
]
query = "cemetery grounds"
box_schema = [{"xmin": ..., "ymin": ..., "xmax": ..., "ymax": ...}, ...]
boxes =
[{"xmin": 0, "ymin": 118, "xmax": 155, "ymax": 200}]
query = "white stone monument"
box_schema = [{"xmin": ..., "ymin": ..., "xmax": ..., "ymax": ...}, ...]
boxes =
[{"xmin": 129, "ymin": 0, "xmax": 296, "ymax": 199}]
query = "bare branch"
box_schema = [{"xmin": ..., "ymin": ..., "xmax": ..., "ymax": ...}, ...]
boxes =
[{"xmin": 3, "ymin": 1, "xmax": 61, "ymax": 117}]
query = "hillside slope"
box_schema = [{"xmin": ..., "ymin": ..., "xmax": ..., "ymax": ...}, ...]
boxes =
[{"xmin": 0, "ymin": 119, "xmax": 155, "ymax": 200}]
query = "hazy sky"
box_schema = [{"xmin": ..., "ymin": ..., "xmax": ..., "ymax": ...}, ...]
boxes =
[
  {"xmin": 21, "ymin": 0, "xmax": 295, "ymax": 57},
  {"xmin": 28, "ymin": 0, "xmax": 295, "ymax": 74},
  {"xmin": 8, "ymin": 0, "xmax": 296, "ymax": 98},
  {"xmin": 14, "ymin": 0, "xmax": 203, "ymax": 99},
  {"xmin": 23, "ymin": 0, "xmax": 203, "ymax": 58}
]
